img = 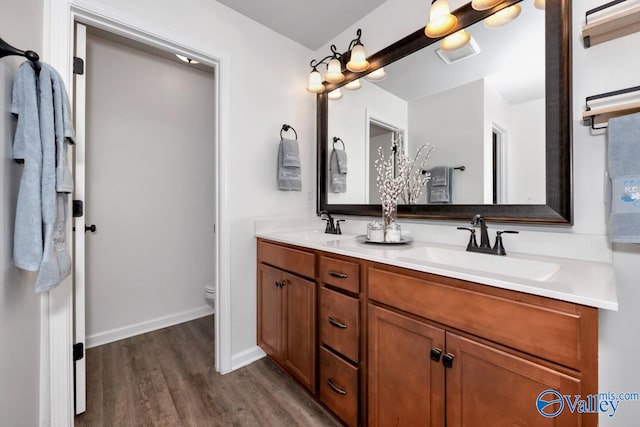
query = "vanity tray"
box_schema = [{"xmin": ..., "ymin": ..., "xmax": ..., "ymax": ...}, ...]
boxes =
[{"xmin": 355, "ymin": 235, "xmax": 413, "ymax": 245}]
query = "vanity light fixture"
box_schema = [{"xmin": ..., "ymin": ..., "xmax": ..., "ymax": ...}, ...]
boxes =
[
  {"xmin": 471, "ymin": 0, "xmax": 503, "ymax": 11},
  {"xmin": 328, "ymin": 88, "xmax": 343, "ymax": 100},
  {"xmin": 441, "ymin": 30, "xmax": 471, "ymax": 51},
  {"xmin": 484, "ymin": 4, "xmax": 522, "ymax": 28},
  {"xmin": 306, "ymin": 29, "xmax": 370, "ymax": 93},
  {"xmin": 176, "ymin": 54, "xmax": 199, "ymax": 64},
  {"xmin": 344, "ymin": 79, "xmax": 362, "ymax": 90},
  {"xmin": 425, "ymin": 0, "xmax": 458, "ymax": 38},
  {"xmin": 365, "ymin": 67, "xmax": 387, "ymax": 82},
  {"xmin": 534, "ymin": 0, "xmax": 545, "ymax": 10}
]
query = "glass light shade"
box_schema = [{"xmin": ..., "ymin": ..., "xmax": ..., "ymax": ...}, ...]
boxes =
[
  {"xmin": 346, "ymin": 44, "xmax": 369, "ymax": 72},
  {"xmin": 471, "ymin": 0, "xmax": 502, "ymax": 11},
  {"xmin": 484, "ymin": 4, "xmax": 522, "ymax": 28},
  {"xmin": 364, "ymin": 67, "xmax": 387, "ymax": 81},
  {"xmin": 328, "ymin": 88, "xmax": 343, "ymax": 100},
  {"xmin": 425, "ymin": 0, "xmax": 458, "ymax": 38},
  {"xmin": 176, "ymin": 54, "xmax": 199, "ymax": 64},
  {"xmin": 325, "ymin": 58, "xmax": 345, "ymax": 83},
  {"xmin": 344, "ymin": 79, "xmax": 362, "ymax": 90},
  {"xmin": 306, "ymin": 70, "xmax": 326, "ymax": 93},
  {"xmin": 534, "ymin": 0, "xmax": 545, "ymax": 10},
  {"xmin": 441, "ymin": 30, "xmax": 471, "ymax": 51}
]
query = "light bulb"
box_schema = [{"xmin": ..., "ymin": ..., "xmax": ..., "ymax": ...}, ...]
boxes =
[
  {"xmin": 365, "ymin": 67, "xmax": 387, "ymax": 82},
  {"xmin": 328, "ymin": 88, "xmax": 343, "ymax": 100},
  {"xmin": 425, "ymin": 0, "xmax": 458, "ymax": 38},
  {"xmin": 534, "ymin": 0, "xmax": 545, "ymax": 10},
  {"xmin": 344, "ymin": 79, "xmax": 362, "ymax": 90},
  {"xmin": 471, "ymin": 0, "xmax": 502, "ymax": 11},
  {"xmin": 306, "ymin": 70, "xmax": 325, "ymax": 93},
  {"xmin": 484, "ymin": 4, "xmax": 522, "ymax": 28},
  {"xmin": 325, "ymin": 58, "xmax": 345, "ymax": 83},
  {"xmin": 346, "ymin": 44, "xmax": 369, "ymax": 72},
  {"xmin": 441, "ymin": 30, "xmax": 471, "ymax": 51}
]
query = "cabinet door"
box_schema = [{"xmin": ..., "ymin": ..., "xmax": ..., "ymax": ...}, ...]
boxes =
[
  {"xmin": 283, "ymin": 272, "xmax": 316, "ymax": 391},
  {"xmin": 446, "ymin": 332, "xmax": 585, "ymax": 427},
  {"xmin": 257, "ymin": 264, "xmax": 283, "ymax": 362},
  {"xmin": 368, "ymin": 304, "xmax": 445, "ymax": 427}
]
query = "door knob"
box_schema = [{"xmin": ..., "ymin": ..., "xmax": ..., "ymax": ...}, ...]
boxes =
[
  {"xmin": 430, "ymin": 348, "xmax": 442, "ymax": 362},
  {"xmin": 85, "ymin": 224, "xmax": 97, "ymax": 233},
  {"xmin": 442, "ymin": 353, "xmax": 455, "ymax": 368}
]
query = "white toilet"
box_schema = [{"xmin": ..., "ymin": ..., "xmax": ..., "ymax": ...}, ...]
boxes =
[{"xmin": 204, "ymin": 284, "xmax": 216, "ymax": 312}]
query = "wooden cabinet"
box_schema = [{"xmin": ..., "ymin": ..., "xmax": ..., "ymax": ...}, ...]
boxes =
[
  {"xmin": 367, "ymin": 264, "xmax": 599, "ymax": 427},
  {"xmin": 257, "ymin": 239, "xmax": 599, "ymax": 427},
  {"xmin": 368, "ymin": 304, "xmax": 445, "ymax": 427},
  {"xmin": 257, "ymin": 241, "xmax": 316, "ymax": 391},
  {"xmin": 317, "ymin": 255, "xmax": 362, "ymax": 427}
]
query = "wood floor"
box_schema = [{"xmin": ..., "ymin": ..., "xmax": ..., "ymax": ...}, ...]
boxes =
[{"xmin": 75, "ymin": 316, "xmax": 340, "ymax": 427}]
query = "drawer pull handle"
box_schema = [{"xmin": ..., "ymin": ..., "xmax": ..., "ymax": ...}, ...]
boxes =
[
  {"xmin": 327, "ymin": 378, "xmax": 347, "ymax": 395},
  {"xmin": 328, "ymin": 317, "xmax": 347, "ymax": 329},
  {"xmin": 328, "ymin": 271, "xmax": 348, "ymax": 279}
]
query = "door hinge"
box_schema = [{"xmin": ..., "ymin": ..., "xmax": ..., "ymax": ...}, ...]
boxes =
[
  {"xmin": 73, "ymin": 343, "xmax": 84, "ymax": 361},
  {"xmin": 73, "ymin": 57, "xmax": 85, "ymax": 75},
  {"xmin": 73, "ymin": 200, "xmax": 83, "ymax": 218}
]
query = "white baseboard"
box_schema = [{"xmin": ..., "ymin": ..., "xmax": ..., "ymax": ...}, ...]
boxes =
[
  {"xmin": 230, "ymin": 346, "xmax": 266, "ymax": 372},
  {"xmin": 86, "ymin": 305, "xmax": 214, "ymax": 348}
]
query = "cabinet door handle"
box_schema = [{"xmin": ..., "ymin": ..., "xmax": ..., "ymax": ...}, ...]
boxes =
[
  {"xmin": 327, "ymin": 378, "xmax": 347, "ymax": 395},
  {"xmin": 430, "ymin": 348, "xmax": 442, "ymax": 362},
  {"xmin": 274, "ymin": 280, "xmax": 280, "ymax": 288},
  {"xmin": 442, "ymin": 353, "xmax": 455, "ymax": 368},
  {"xmin": 327, "ymin": 317, "xmax": 348, "ymax": 329},
  {"xmin": 274, "ymin": 280, "xmax": 285, "ymax": 288},
  {"xmin": 328, "ymin": 271, "xmax": 348, "ymax": 279}
]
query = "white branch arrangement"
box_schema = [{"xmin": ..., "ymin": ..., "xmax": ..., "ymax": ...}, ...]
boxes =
[{"xmin": 375, "ymin": 133, "xmax": 433, "ymax": 226}]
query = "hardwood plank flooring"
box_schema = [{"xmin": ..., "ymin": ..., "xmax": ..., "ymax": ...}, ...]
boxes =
[{"xmin": 75, "ymin": 316, "xmax": 340, "ymax": 427}]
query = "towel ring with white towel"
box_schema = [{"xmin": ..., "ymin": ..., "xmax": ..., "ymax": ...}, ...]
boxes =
[
  {"xmin": 330, "ymin": 137, "xmax": 348, "ymax": 193},
  {"xmin": 277, "ymin": 124, "xmax": 302, "ymax": 191}
]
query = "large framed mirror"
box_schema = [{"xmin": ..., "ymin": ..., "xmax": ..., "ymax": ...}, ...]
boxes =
[{"xmin": 317, "ymin": 0, "xmax": 572, "ymax": 224}]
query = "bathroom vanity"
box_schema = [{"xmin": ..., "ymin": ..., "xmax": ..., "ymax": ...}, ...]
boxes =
[{"xmin": 256, "ymin": 230, "xmax": 616, "ymax": 427}]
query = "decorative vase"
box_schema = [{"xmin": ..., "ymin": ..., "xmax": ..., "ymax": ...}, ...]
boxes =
[{"xmin": 382, "ymin": 202, "xmax": 399, "ymax": 241}]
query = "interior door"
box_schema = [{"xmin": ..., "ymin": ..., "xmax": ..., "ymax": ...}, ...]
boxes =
[{"xmin": 73, "ymin": 21, "xmax": 88, "ymax": 415}]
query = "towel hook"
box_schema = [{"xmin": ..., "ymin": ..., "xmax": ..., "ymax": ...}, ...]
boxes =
[
  {"xmin": 332, "ymin": 137, "xmax": 345, "ymax": 151},
  {"xmin": 281, "ymin": 124, "xmax": 298, "ymax": 140}
]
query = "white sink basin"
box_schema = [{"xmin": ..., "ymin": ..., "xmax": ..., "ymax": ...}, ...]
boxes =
[
  {"xmin": 273, "ymin": 230, "xmax": 352, "ymax": 243},
  {"xmin": 398, "ymin": 246, "xmax": 561, "ymax": 282}
]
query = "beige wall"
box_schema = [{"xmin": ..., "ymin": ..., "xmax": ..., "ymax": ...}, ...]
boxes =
[
  {"xmin": 84, "ymin": 31, "xmax": 216, "ymax": 344},
  {"xmin": 0, "ymin": 0, "xmax": 44, "ymax": 424}
]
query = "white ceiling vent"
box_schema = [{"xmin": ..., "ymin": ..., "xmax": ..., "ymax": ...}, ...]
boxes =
[{"xmin": 435, "ymin": 38, "xmax": 481, "ymax": 64}]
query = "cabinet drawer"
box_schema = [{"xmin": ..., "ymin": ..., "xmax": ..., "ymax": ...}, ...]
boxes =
[
  {"xmin": 319, "ymin": 287, "xmax": 359, "ymax": 362},
  {"xmin": 319, "ymin": 256, "xmax": 359, "ymax": 294},
  {"xmin": 257, "ymin": 240, "xmax": 315, "ymax": 278},
  {"xmin": 368, "ymin": 267, "xmax": 584, "ymax": 370},
  {"xmin": 319, "ymin": 347, "xmax": 358, "ymax": 427}
]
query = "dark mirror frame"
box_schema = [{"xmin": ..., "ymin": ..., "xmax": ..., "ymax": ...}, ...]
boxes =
[{"xmin": 317, "ymin": 0, "xmax": 572, "ymax": 225}]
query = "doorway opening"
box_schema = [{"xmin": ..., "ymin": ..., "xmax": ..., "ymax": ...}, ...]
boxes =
[
  {"xmin": 367, "ymin": 118, "xmax": 404, "ymax": 204},
  {"xmin": 72, "ymin": 22, "xmax": 218, "ymax": 416}
]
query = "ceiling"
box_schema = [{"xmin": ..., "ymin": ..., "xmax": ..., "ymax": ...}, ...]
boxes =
[{"xmin": 215, "ymin": 0, "xmax": 388, "ymax": 50}]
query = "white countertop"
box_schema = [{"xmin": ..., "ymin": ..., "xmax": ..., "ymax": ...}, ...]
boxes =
[{"xmin": 256, "ymin": 229, "xmax": 618, "ymax": 311}]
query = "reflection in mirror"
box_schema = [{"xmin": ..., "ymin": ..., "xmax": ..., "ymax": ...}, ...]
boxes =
[{"xmin": 326, "ymin": 0, "xmax": 545, "ymax": 206}]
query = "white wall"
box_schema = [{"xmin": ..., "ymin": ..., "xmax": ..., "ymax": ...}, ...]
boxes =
[
  {"xmin": 327, "ymin": 80, "xmax": 408, "ymax": 204},
  {"xmin": 0, "ymin": 0, "xmax": 44, "ymax": 425},
  {"xmin": 319, "ymin": 0, "xmax": 640, "ymax": 424},
  {"xmin": 408, "ymin": 79, "xmax": 484, "ymax": 204},
  {"xmin": 506, "ymin": 97, "xmax": 546, "ymax": 204},
  {"xmin": 83, "ymin": 32, "xmax": 215, "ymax": 344}
]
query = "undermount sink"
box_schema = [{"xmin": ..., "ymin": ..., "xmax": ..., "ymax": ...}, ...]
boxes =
[
  {"xmin": 398, "ymin": 246, "xmax": 561, "ymax": 282},
  {"xmin": 274, "ymin": 230, "xmax": 351, "ymax": 242}
]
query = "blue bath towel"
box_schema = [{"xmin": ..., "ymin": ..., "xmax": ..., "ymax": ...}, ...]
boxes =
[
  {"xmin": 608, "ymin": 112, "xmax": 640, "ymax": 243},
  {"xmin": 11, "ymin": 62, "xmax": 74, "ymax": 292},
  {"xmin": 11, "ymin": 62, "xmax": 43, "ymax": 271}
]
